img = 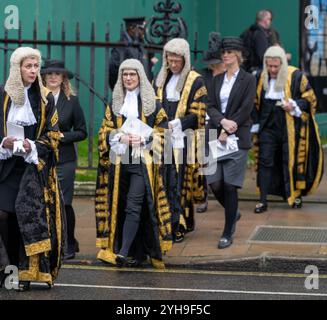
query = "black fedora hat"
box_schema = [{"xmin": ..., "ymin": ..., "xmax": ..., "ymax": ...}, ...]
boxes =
[
  {"xmin": 41, "ymin": 60, "xmax": 74, "ymax": 79},
  {"xmin": 221, "ymin": 37, "xmax": 245, "ymax": 53},
  {"xmin": 202, "ymin": 32, "xmax": 223, "ymax": 65}
]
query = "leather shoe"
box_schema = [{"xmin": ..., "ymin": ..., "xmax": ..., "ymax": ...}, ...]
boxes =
[
  {"xmin": 218, "ymin": 237, "xmax": 233, "ymax": 249},
  {"xmin": 173, "ymin": 231, "xmax": 185, "ymax": 243},
  {"xmin": 292, "ymin": 198, "xmax": 302, "ymax": 209},
  {"xmin": 116, "ymin": 255, "xmax": 141, "ymax": 268},
  {"xmin": 196, "ymin": 202, "xmax": 208, "ymax": 213},
  {"xmin": 15, "ymin": 281, "xmax": 30, "ymax": 292},
  {"xmin": 254, "ymin": 203, "xmax": 267, "ymax": 214}
]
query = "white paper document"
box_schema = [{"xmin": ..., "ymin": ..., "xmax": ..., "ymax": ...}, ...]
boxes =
[
  {"xmin": 209, "ymin": 134, "xmax": 239, "ymax": 160},
  {"xmin": 121, "ymin": 118, "xmax": 153, "ymax": 139},
  {"xmin": 7, "ymin": 122, "xmax": 25, "ymax": 140}
]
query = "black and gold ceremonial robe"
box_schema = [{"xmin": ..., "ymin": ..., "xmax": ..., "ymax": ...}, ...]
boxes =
[
  {"xmin": 0, "ymin": 84, "xmax": 65, "ymax": 284},
  {"xmin": 95, "ymin": 102, "xmax": 172, "ymax": 269},
  {"xmin": 253, "ymin": 67, "xmax": 324, "ymax": 205},
  {"xmin": 156, "ymin": 71, "xmax": 207, "ymax": 235}
]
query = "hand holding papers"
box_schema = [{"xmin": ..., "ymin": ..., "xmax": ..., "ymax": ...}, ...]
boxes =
[
  {"xmin": 7, "ymin": 122, "xmax": 25, "ymax": 140},
  {"xmin": 121, "ymin": 117, "xmax": 153, "ymax": 140},
  {"xmin": 209, "ymin": 134, "xmax": 239, "ymax": 160},
  {"xmin": 6, "ymin": 122, "xmax": 26, "ymax": 156},
  {"xmin": 120, "ymin": 118, "xmax": 153, "ymax": 157}
]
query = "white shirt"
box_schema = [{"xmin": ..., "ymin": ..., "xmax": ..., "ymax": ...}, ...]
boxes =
[
  {"xmin": 220, "ymin": 70, "xmax": 240, "ymax": 114},
  {"xmin": 7, "ymin": 84, "xmax": 37, "ymax": 126},
  {"xmin": 53, "ymin": 90, "xmax": 60, "ymax": 106},
  {"xmin": 265, "ymin": 79, "xmax": 285, "ymax": 100},
  {"xmin": 110, "ymin": 87, "xmax": 140, "ymax": 155},
  {"xmin": 166, "ymin": 74, "xmax": 181, "ymax": 102},
  {"xmin": 120, "ymin": 87, "xmax": 140, "ymax": 119},
  {"xmin": 0, "ymin": 85, "xmax": 38, "ymax": 164},
  {"xmin": 265, "ymin": 79, "xmax": 302, "ymax": 118}
]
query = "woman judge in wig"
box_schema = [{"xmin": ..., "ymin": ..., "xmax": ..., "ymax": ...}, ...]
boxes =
[
  {"xmin": 0, "ymin": 47, "xmax": 65, "ymax": 291},
  {"xmin": 95, "ymin": 59, "xmax": 172, "ymax": 268}
]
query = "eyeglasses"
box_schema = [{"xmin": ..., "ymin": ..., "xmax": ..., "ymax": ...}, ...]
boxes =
[{"xmin": 122, "ymin": 72, "xmax": 138, "ymax": 78}]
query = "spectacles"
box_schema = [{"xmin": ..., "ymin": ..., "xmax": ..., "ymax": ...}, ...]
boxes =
[{"xmin": 122, "ymin": 72, "xmax": 138, "ymax": 78}]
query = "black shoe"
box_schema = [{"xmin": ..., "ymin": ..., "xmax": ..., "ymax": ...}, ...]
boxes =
[
  {"xmin": 254, "ymin": 203, "xmax": 268, "ymax": 214},
  {"xmin": 292, "ymin": 198, "xmax": 302, "ymax": 209},
  {"xmin": 197, "ymin": 202, "xmax": 208, "ymax": 213},
  {"xmin": 218, "ymin": 237, "xmax": 233, "ymax": 249},
  {"xmin": 116, "ymin": 255, "xmax": 128, "ymax": 268},
  {"xmin": 15, "ymin": 281, "xmax": 30, "ymax": 292},
  {"xmin": 173, "ymin": 231, "xmax": 185, "ymax": 243},
  {"xmin": 115, "ymin": 255, "xmax": 138, "ymax": 268},
  {"xmin": 231, "ymin": 211, "xmax": 242, "ymax": 236}
]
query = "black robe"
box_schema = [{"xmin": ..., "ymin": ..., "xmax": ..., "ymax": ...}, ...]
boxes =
[
  {"xmin": 0, "ymin": 83, "xmax": 65, "ymax": 284},
  {"xmin": 156, "ymin": 70, "xmax": 207, "ymax": 235},
  {"xmin": 253, "ymin": 67, "xmax": 324, "ymax": 205},
  {"xmin": 95, "ymin": 99, "xmax": 172, "ymax": 268}
]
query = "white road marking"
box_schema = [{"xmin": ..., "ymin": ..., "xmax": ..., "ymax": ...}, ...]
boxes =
[{"xmin": 33, "ymin": 282, "xmax": 327, "ymax": 297}]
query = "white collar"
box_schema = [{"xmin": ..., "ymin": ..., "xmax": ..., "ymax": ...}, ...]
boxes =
[
  {"xmin": 265, "ymin": 78, "xmax": 285, "ymax": 100},
  {"xmin": 7, "ymin": 84, "xmax": 37, "ymax": 126},
  {"xmin": 166, "ymin": 74, "xmax": 181, "ymax": 102},
  {"xmin": 120, "ymin": 87, "xmax": 140, "ymax": 119},
  {"xmin": 224, "ymin": 69, "xmax": 240, "ymax": 82},
  {"xmin": 53, "ymin": 90, "xmax": 61, "ymax": 106}
]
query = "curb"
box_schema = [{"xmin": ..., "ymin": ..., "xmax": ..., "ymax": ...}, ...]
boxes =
[{"xmin": 65, "ymin": 254, "xmax": 327, "ymax": 274}]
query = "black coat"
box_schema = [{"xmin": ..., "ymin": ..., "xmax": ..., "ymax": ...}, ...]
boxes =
[
  {"xmin": 109, "ymin": 32, "xmax": 151, "ymax": 90},
  {"xmin": 56, "ymin": 91, "xmax": 87, "ymax": 163},
  {"xmin": 207, "ymin": 68, "xmax": 256, "ymax": 149}
]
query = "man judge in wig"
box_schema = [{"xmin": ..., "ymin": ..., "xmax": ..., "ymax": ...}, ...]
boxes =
[{"xmin": 253, "ymin": 46, "xmax": 323, "ymax": 214}]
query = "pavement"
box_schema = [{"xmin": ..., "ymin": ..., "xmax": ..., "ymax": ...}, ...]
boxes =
[{"xmin": 71, "ymin": 150, "xmax": 327, "ymax": 273}]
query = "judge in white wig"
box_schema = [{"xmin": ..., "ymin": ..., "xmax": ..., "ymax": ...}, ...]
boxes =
[
  {"xmin": 155, "ymin": 38, "xmax": 207, "ymax": 243},
  {"xmin": 0, "ymin": 47, "xmax": 65, "ymax": 291},
  {"xmin": 95, "ymin": 59, "xmax": 173, "ymax": 269},
  {"xmin": 253, "ymin": 46, "xmax": 323, "ymax": 213}
]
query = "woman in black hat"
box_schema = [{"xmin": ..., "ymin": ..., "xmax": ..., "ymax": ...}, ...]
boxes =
[
  {"xmin": 197, "ymin": 32, "xmax": 226, "ymax": 214},
  {"xmin": 206, "ymin": 37, "xmax": 256, "ymax": 249},
  {"xmin": 42, "ymin": 60, "xmax": 87, "ymax": 259}
]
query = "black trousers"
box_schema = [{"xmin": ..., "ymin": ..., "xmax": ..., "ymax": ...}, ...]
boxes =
[
  {"xmin": 258, "ymin": 101, "xmax": 289, "ymax": 203},
  {"xmin": 0, "ymin": 210, "xmax": 24, "ymax": 267},
  {"xmin": 118, "ymin": 164, "xmax": 146, "ymax": 257}
]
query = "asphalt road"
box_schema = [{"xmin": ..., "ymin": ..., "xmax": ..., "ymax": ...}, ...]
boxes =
[{"xmin": 1, "ymin": 264, "xmax": 327, "ymax": 302}]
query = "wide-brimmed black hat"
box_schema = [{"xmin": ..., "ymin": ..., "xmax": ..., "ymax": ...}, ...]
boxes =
[
  {"xmin": 41, "ymin": 60, "xmax": 74, "ymax": 79},
  {"xmin": 202, "ymin": 32, "xmax": 222, "ymax": 65},
  {"xmin": 220, "ymin": 37, "xmax": 245, "ymax": 53}
]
